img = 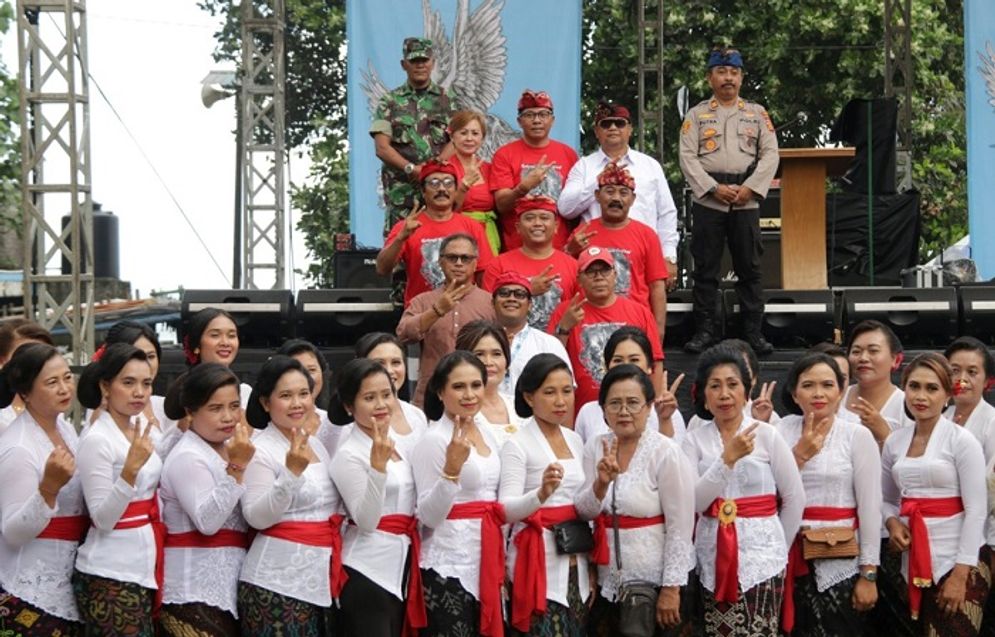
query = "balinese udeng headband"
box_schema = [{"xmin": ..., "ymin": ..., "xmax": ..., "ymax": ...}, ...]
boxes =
[
  {"xmin": 707, "ymin": 49, "xmax": 743, "ymax": 69},
  {"xmin": 594, "ymin": 101, "xmax": 631, "ymax": 123},
  {"xmin": 419, "ymin": 160, "xmax": 458, "ymax": 182},
  {"xmin": 518, "ymin": 89, "xmax": 554, "ymax": 112},
  {"xmin": 597, "ymin": 162, "xmax": 635, "ymax": 191}
]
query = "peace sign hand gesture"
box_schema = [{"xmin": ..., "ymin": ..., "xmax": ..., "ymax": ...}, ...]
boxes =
[
  {"xmin": 849, "ymin": 396, "xmax": 891, "ymax": 445},
  {"xmin": 285, "ymin": 428, "xmax": 311, "ymax": 477},
  {"xmin": 399, "ymin": 204, "xmax": 425, "ymax": 241},
  {"xmin": 793, "ymin": 411, "xmax": 833, "ymax": 467},
  {"xmin": 566, "ymin": 222, "xmax": 599, "ymax": 257},
  {"xmin": 722, "ymin": 422, "xmax": 759, "ymax": 468},
  {"xmin": 654, "ymin": 371, "xmax": 686, "ymax": 422},
  {"xmin": 520, "ymin": 154, "xmax": 550, "ymax": 193},
  {"xmin": 556, "ymin": 293, "xmax": 587, "ymax": 334},
  {"xmin": 751, "ymin": 381, "xmax": 777, "ymax": 422},
  {"xmin": 370, "ymin": 415, "xmax": 396, "ymax": 474},
  {"xmin": 596, "ymin": 437, "xmax": 621, "ymax": 488},
  {"xmin": 121, "ymin": 418, "xmax": 156, "ymax": 486},
  {"xmin": 529, "ymin": 265, "xmax": 560, "ymax": 297},
  {"xmin": 442, "ymin": 415, "xmax": 473, "ymax": 478}
]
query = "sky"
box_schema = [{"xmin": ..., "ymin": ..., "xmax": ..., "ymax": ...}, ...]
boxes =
[{"xmin": 1, "ymin": 1, "xmax": 311, "ymax": 297}]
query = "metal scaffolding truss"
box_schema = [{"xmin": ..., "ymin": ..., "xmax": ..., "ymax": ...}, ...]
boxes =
[
  {"xmin": 635, "ymin": 0, "xmax": 666, "ymax": 157},
  {"xmin": 884, "ymin": 0, "xmax": 914, "ymax": 191},
  {"xmin": 240, "ymin": 0, "xmax": 286, "ymax": 290},
  {"xmin": 17, "ymin": 0, "xmax": 94, "ymax": 363}
]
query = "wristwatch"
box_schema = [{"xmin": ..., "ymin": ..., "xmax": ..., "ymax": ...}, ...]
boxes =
[
  {"xmin": 403, "ymin": 162, "xmax": 415, "ymax": 175},
  {"xmin": 859, "ymin": 570, "xmax": 878, "ymax": 582},
  {"xmin": 555, "ymin": 324, "xmax": 571, "ymax": 336}
]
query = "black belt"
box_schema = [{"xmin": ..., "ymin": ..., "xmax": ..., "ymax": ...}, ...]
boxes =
[{"xmin": 707, "ymin": 171, "xmax": 749, "ymax": 185}]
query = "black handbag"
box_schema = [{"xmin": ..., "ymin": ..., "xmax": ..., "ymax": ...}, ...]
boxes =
[
  {"xmin": 551, "ymin": 519, "xmax": 595, "ymax": 555},
  {"xmin": 613, "ymin": 481, "xmax": 658, "ymax": 637}
]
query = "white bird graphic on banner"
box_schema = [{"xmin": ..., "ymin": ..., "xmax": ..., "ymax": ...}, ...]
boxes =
[
  {"xmin": 980, "ymin": 41, "xmax": 995, "ymax": 112},
  {"xmin": 361, "ymin": 0, "xmax": 519, "ymax": 160}
]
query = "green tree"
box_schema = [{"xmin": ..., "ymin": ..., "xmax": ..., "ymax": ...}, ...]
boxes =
[{"xmin": 0, "ymin": 0, "xmax": 22, "ymax": 269}]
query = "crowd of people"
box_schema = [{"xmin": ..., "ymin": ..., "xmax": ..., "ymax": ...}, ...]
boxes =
[{"xmin": 0, "ymin": 37, "xmax": 989, "ymax": 637}]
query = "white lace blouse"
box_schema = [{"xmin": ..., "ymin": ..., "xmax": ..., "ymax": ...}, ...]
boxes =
[
  {"xmin": 412, "ymin": 414, "xmax": 502, "ymax": 600},
  {"xmin": 330, "ymin": 425, "xmax": 417, "ymax": 600},
  {"xmin": 776, "ymin": 414, "xmax": 882, "ymax": 591},
  {"xmin": 160, "ymin": 430, "xmax": 247, "ymax": 616},
  {"xmin": 945, "ymin": 400, "xmax": 995, "ymax": 463},
  {"xmin": 239, "ymin": 423, "xmax": 342, "ymax": 607},
  {"xmin": 0, "ymin": 411, "xmax": 84, "ymax": 620},
  {"xmin": 480, "ymin": 392, "xmax": 525, "ymax": 450},
  {"xmin": 75, "ymin": 411, "xmax": 163, "ymax": 589},
  {"xmin": 499, "ymin": 419, "xmax": 589, "ymax": 607},
  {"xmin": 575, "ymin": 427, "xmax": 696, "ymax": 601},
  {"xmin": 681, "ymin": 419, "xmax": 804, "ymax": 593},
  {"xmin": 574, "ymin": 400, "xmax": 687, "ymax": 445},
  {"xmin": 882, "ymin": 416, "xmax": 987, "ymax": 584}
]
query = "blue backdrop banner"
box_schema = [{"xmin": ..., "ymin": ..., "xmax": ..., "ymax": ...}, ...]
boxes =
[
  {"xmin": 346, "ymin": 0, "xmax": 582, "ymax": 248},
  {"xmin": 966, "ymin": 0, "xmax": 995, "ymax": 279}
]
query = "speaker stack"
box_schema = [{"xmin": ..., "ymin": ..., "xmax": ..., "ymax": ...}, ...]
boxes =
[{"xmin": 181, "ymin": 289, "xmax": 295, "ymax": 348}]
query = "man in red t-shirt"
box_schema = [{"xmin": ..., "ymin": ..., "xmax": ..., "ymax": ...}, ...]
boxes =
[
  {"xmin": 548, "ymin": 246, "xmax": 664, "ymax": 411},
  {"xmin": 377, "ymin": 161, "xmax": 494, "ymax": 306},
  {"xmin": 490, "ymin": 89, "xmax": 579, "ymax": 251},
  {"xmin": 566, "ymin": 162, "xmax": 668, "ymax": 340},
  {"xmin": 482, "ymin": 196, "xmax": 578, "ymax": 331}
]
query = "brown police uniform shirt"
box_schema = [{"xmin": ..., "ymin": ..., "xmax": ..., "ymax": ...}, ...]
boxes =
[{"xmin": 678, "ymin": 96, "xmax": 779, "ymax": 212}]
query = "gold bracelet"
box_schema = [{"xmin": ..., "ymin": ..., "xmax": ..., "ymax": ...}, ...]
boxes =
[
  {"xmin": 441, "ymin": 472, "xmax": 460, "ymax": 482},
  {"xmin": 431, "ymin": 304, "xmax": 445, "ymax": 318}
]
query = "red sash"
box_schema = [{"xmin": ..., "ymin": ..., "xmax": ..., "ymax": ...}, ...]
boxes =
[
  {"xmin": 447, "ymin": 501, "xmax": 507, "ymax": 637},
  {"xmin": 37, "ymin": 514, "xmax": 90, "ymax": 542},
  {"xmin": 704, "ymin": 494, "xmax": 778, "ymax": 603},
  {"xmin": 113, "ymin": 496, "xmax": 166, "ymax": 612},
  {"xmin": 511, "ymin": 504, "xmax": 581, "ymax": 632},
  {"xmin": 591, "ymin": 513, "xmax": 666, "ymax": 565},
  {"xmin": 165, "ymin": 529, "xmax": 250, "ymax": 550},
  {"xmin": 900, "ymin": 496, "xmax": 965, "ymax": 619},
  {"xmin": 782, "ymin": 506, "xmax": 858, "ymax": 633},
  {"xmin": 376, "ymin": 514, "xmax": 427, "ymax": 637},
  {"xmin": 260, "ymin": 514, "xmax": 348, "ymax": 597}
]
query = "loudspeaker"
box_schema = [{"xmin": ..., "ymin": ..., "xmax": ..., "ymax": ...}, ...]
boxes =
[
  {"xmin": 296, "ymin": 288, "xmax": 402, "ymax": 347},
  {"xmin": 181, "ymin": 289, "xmax": 295, "ymax": 348},
  {"xmin": 723, "ymin": 289, "xmax": 835, "ymax": 347},
  {"xmin": 663, "ymin": 290, "xmax": 696, "ymax": 348},
  {"xmin": 959, "ymin": 284, "xmax": 995, "ymax": 346},
  {"xmin": 842, "ymin": 287, "xmax": 957, "ymax": 347},
  {"xmin": 334, "ymin": 250, "xmax": 391, "ymax": 288}
]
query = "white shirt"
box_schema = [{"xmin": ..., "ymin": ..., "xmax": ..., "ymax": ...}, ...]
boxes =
[
  {"xmin": 0, "ymin": 411, "xmax": 84, "ymax": 621},
  {"xmin": 480, "ymin": 392, "xmax": 525, "ymax": 449},
  {"xmin": 498, "ymin": 419, "xmax": 590, "ymax": 607},
  {"xmin": 412, "ymin": 414, "xmax": 502, "ymax": 600},
  {"xmin": 945, "ymin": 400, "xmax": 995, "ymax": 463},
  {"xmin": 239, "ymin": 423, "xmax": 342, "ymax": 607},
  {"xmin": 574, "ymin": 400, "xmax": 687, "ymax": 445},
  {"xmin": 0, "ymin": 405, "xmax": 20, "ymax": 433},
  {"xmin": 557, "ymin": 147, "xmax": 679, "ymax": 259},
  {"xmin": 313, "ymin": 407, "xmax": 345, "ymax": 460},
  {"xmin": 777, "ymin": 414, "xmax": 882, "ymax": 591},
  {"xmin": 500, "ymin": 325, "xmax": 573, "ymax": 397},
  {"xmin": 840, "ymin": 385, "xmax": 913, "ymax": 431},
  {"xmin": 575, "ymin": 428, "xmax": 696, "ymax": 601},
  {"xmin": 75, "ymin": 411, "xmax": 164, "ymax": 589},
  {"xmin": 881, "ymin": 417, "xmax": 986, "ymax": 584},
  {"xmin": 681, "ymin": 419, "xmax": 804, "ymax": 593},
  {"xmin": 160, "ymin": 430, "xmax": 247, "ymax": 616},
  {"xmin": 330, "ymin": 425, "xmax": 417, "ymax": 600}
]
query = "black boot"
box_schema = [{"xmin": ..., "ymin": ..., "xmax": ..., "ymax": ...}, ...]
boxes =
[
  {"xmin": 743, "ymin": 314, "xmax": 774, "ymax": 355},
  {"xmin": 684, "ymin": 318, "xmax": 717, "ymax": 354}
]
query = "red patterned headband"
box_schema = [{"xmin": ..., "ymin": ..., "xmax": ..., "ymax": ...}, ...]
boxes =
[
  {"xmin": 518, "ymin": 89, "xmax": 553, "ymax": 112},
  {"xmin": 597, "ymin": 162, "xmax": 635, "ymax": 190}
]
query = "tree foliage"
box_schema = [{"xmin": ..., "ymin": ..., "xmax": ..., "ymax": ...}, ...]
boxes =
[
  {"xmin": 202, "ymin": 0, "xmax": 966, "ymax": 284},
  {"xmin": 0, "ymin": 0, "xmax": 22, "ymax": 266}
]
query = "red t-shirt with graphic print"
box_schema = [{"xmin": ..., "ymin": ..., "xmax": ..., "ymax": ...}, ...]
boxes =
[
  {"xmin": 482, "ymin": 248, "xmax": 578, "ymax": 332},
  {"xmin": 569, "ymin": 218, "xmax": 668, "ymax": 306}
]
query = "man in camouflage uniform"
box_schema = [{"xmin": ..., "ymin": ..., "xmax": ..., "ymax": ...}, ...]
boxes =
[
  {"xmin": 679, "ymin": 47, "xmax": 779, "ymax": 355},
  {"xmin": 369, "ymin": 37, "xmax": 461, "ymax": 235}
]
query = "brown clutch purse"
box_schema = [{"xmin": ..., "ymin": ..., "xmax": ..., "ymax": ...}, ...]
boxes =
[{"xmin": 800, "ymin": 526, "xmax": 859, "ymax": 560}]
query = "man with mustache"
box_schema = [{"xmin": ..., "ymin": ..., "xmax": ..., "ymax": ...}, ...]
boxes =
[
  {"xmin": 482, "ymin": 196, "xmax": 578, "ymax": 331},
  {"xmin": 489, "ymin": 271, "xmax": 572, "ymax": 395},
  {"xmin": 558, "ymin": 102, "xmax": 680, "ymax": 291},
  {"xmin": 376, "ymin": 160, "xmax": 494, "ymax": 306},
  {"xmin": 564, "ymin": 162, "xmax": 668, "ymax": 341},
  {"xmin": 679, "ymin": 46, "xmax": 779, "ymax": 356},
  {"xmin": 396, "ymin": 233, "xmax": 495, "ymax": 406},
  {"xmin": 490, "ymin": 89, "xmax": 579, "ymax": 251},
  {"xmin": 548, "ymin": 247, "xmax": 663, "ymax": 412}
]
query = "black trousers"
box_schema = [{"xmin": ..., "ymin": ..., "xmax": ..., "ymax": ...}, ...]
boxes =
[
  {"xmin": 690, "ymin": 203, "xmax": 765, "ymax": 325},
  {"xmin": 339, "ymin": 565, "xmax": 406, "ymax": 637}
]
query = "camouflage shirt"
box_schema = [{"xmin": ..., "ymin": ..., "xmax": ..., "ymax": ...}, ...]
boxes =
[{"xmin": 369, "ymin": 81, "xmax": 461, "ymax": 216}]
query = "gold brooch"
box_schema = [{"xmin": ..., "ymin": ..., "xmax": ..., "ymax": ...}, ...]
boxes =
[
  {"xmin": 504, "ymin": 425, "xmax": 518, "ymax": 434},
  {"xmin": 718, "ymin": 499, "xmax": 737, "ymax": 525}
]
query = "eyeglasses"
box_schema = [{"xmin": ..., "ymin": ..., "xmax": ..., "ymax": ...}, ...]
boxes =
[
  {"xmin": 495, "ymin": 288, "xmax": 529, "ymax": 300},
  {"xmin": 598, "ymin": 118, "xmax": 628, "ymax": 130},
  {"xmin": 604, "ymin": 399, "xmax": 646, "ymax": 415},
  {"xmin": 440, "ymin": 253, "xmax": 477, "ymax": 264},
  {"xmin": 425, "ymin": 177, "xmax": 456, "ymax": 190},
  {"xmin": 519, "ymin": 110, "xmax": 553, "ymax": 121},
  {"xmin": 583, "ymin": 267, "xmax": 613, "ymax": 279}
]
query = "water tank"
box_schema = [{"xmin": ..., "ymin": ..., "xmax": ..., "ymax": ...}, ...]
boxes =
[{"xmin": 61, "ymin": 202, "xmax": 120, "ymax": 279}]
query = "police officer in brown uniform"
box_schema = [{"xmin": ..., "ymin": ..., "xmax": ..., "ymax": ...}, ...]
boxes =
[{"xmin": 679, "ymin": 47, "xmax": 779, "ymax": 355}]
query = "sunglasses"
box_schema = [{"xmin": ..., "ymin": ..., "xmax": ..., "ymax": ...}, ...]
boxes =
[
  {"xmin": 440, "ymin": 253, "xmax": 477, "ymax": 264},
  {"xmin": 598, "ymin": 118, "xmax": 628, "ymax": 130},
  {"xmin": 495, "ymin": 288, "xmax": 530, "ymax": 300}
]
